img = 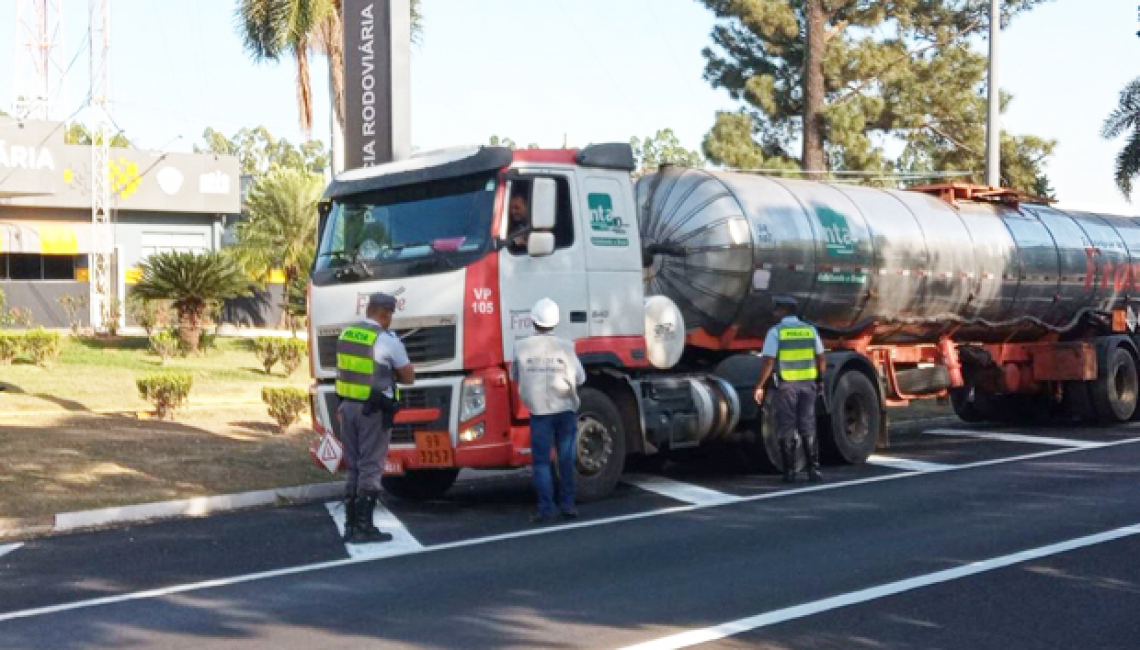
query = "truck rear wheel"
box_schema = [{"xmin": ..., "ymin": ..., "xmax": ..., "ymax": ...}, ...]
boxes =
[
  {"xmin": 739, "ymin": 390, "xmax": 804, "ymax": 474},
  {"xmin": 381, "ymin": 469, "xmax": 460, "ymax": 501},
  {"xmin": 1092, "ymin": 346, "xmax": 1138, "ymax": 423},
  {"xmin": 575, "ymin": 388, "xmax": 627, "ymax": 502},
  {"xmin": 821, "ymin": 371, "xmax": 880, "ymax": 464}
]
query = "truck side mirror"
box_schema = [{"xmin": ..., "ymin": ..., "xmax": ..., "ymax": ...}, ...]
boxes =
[
  {"xmin": 531, "ymin": 178, "xmax": 557, "ymax": 231},
  {"xmin": 528, "ymin": 232, "xmax": 555, "ymax": 257}
]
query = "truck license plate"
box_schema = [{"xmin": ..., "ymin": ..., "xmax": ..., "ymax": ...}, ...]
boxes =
[{"xmin": 415, "ymin": 431, "xmax": 454, "ymax": 467}]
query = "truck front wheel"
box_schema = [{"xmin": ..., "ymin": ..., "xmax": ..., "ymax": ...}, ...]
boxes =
[
  {"xmin": 575, "ymin": 388, "xmax": 626, "ymax": 502},
  {"xmin": 381, "ymin": 468, "xmax": 460, "ymax": 501}
]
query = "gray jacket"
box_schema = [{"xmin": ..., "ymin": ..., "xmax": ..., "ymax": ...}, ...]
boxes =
[{"xmin": 510, "ymin": 334, "xmax": 587, "ymax": 416}]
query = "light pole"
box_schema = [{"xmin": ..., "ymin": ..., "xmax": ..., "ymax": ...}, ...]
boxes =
[{"xmin": 985, "ymin": 0, "xmax": 1001, "ymax": 187}]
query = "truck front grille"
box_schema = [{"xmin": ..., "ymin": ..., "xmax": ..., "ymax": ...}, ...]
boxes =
[
  {"xmin": 322, "ymin": 385, "xmax": 453, "ymax": 446},
  {"xmin": 318, "ymin": 324, "xmax": 457, "ymax": 372}
]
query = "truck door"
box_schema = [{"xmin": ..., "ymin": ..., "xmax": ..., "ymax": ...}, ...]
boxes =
[
  {"xmin": 580, "ymin": 173, "xmax": 644, "ymax": 338},
  {"xmin": 499, "ymin": 172, "xmax": 590, "ymax": 361}
]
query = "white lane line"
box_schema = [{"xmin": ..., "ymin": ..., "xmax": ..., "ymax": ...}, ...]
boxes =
[
  {"xmin": 3, "ymin": 437, "xmax": 1140, "ymax": 624},
  {"xmin": 623, "ymin": 475, "xmax": 741, "ymax": 506},
  {"xmin": 866, "ymin": 455, "xmax": 952, "ymax": 473},
  {"xmin": 0, "ymin": 543, "xmax": 23, "ymax": 559},
  {"xmin": 324, "ymin": 501, "xmax": 423, "ymax": 559},
  {"xmin": 925, "ymin": 428, "xmax": 1106, "ymax": 449},
  {"xmin": 617, "ymin": 522, "xmax": 1140, "ymax": 650}
]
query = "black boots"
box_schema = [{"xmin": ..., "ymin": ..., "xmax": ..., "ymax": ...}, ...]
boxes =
[
  {"xmin": 779, "ymin": 440, "xmax": 796, "ymax": 484},
  {"xmin": 803, "ymin": 435, "xmax": 823, "ymax": 483},
  {"xmin": 343, "ymin": 491, "xmax": 393, "ymax": 544}
]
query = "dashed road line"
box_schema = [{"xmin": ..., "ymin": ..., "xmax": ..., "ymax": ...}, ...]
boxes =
[
  {"xmin": 325, "ymin": 500, "xmax": 423, "ymax": 559},
  {"xmin": 0, "ymin": 543, "xmax": 23, "ymax": 559},
  {"xmin": 616, "ymin": 522, "xmax": 1140, "ymax": 649},
  {"xmin": 925, "ymin": 428, "xmax": 1107, "ymax": 449},
  {"xmin": 866, "ymin": 455, "xmax": 952, "ymax": 472},
  {"xmin": 623, "ymin": 474, "xmax": 742, "ymax": 506},
  {"xmin": 4, "ymin": 438, "xmax": 1140, "ymax": 624}
]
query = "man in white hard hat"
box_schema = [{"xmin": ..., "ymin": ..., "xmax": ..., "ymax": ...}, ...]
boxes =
[{"xmin": 510, "ymin": 297, "xmax": 587, "ymax": 524}]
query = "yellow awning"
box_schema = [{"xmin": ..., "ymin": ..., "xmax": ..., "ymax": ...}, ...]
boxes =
[{"xmin": 0, "ymin": 221, "xmax": 90, "ymax": 254}]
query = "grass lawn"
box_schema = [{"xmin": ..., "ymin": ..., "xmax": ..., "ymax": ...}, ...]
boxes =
[{"xmin": 0, "ymin": 335, "xmax": 310, "ymax": 414}]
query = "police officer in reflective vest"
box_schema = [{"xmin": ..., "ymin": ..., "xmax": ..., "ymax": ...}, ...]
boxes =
[
  {"xmin": 753, "ymin": 296, "xmax": 827, "ymax": 483},
  {"xmin": 336, "ymin": 292, "xmax": 414, "ymax": 543}
]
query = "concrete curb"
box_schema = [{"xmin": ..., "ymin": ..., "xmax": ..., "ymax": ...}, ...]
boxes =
[{"xmin": 0, "ymin": 481, "xmax": 343, "ymax": 541}]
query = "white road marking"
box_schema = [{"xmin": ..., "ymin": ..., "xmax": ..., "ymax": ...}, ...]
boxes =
[
  {"xmin": 617, "ymin": 522, "xmax": 1140, "ymax": 650},
  {"xmin": 925, "ymin": 428, "xmax": 1106, "ymax": 449},
  {"xmin": 325, "ymin": 501, "xmax": 423, "ymax": 559},
  {"xmin": 623, "ymin": 474, "xmax": 741, "ymax": 506},
  {"xmin": 0, "ymin": 543, "xmax": 23, "ymax": 559},
  {"xmin": 3, "ymin": 437, "xmax": 1140, "ymax": 623},
  {"xmin": 866, "ymin": 455, "xmax": 952, "ymax": 472}
]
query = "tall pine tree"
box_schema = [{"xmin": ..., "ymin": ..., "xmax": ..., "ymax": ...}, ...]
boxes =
[{"xmin": 698, "ymin": 0, "xmax": 1054, "ymax": 191}]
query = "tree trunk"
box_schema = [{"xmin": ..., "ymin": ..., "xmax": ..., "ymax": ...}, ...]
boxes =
[
  {"xmin": 801, "ymin": 0, "xmax": 827, "ymax": 178},
  {"xmin": 179, "ymin": 303, "xmax": 204, "ymax": 355}
]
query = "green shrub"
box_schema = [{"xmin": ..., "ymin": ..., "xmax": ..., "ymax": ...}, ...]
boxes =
[
  {"xmin": 128, "ymin": 296, "xmax": 171, "ymax": 337},
  {"xmin": 255, "ymin": 337, "xmax": 281, "ymax": 375},
  {"xmin": 23, "ymin": 328, "xmax": 62, "ymax": 367},
  {"xmin": 0, "ymin": 332, "xmax": 22, "ymax": 365},
  {"xmin": 261, "ymin": 386, "xmax": 309, "ymax": 433},
  {"xmin": 279, "ymin": 338, "xmax": 307, "ymax": 376},
  {"xmin": 149, "ymin": 331, "xmax": 179, "ymax": 365},
  {"xmin": 137, "ymin": 372, "xmax": 193, "ymax": 420}
]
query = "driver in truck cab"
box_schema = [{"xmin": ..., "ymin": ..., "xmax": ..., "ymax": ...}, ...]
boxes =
[{"xmin": 507, "ymin": 184, "xmax": 530, "ymax": 252}]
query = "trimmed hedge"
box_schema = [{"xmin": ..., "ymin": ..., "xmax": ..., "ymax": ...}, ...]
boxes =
[
  {"xmin": 23, "ymin": 328, "xmax": 62, "ymax": 367},
  {"xmin": 255, "ymin": 337, "xmax": 308, "ymax": 376},
  {"xmin": 261, "ymin": 386, "xmax": 309, "ymax": 432},
  {"xmin": 149, "ymin": 331, "xmax": 179, "ymax": 364},
  {"xmin": 137, "ymin": 372, "xmax": 193, "ymax": 420},
  {"xmin": 0, "ymin": 332, "xmax": 22, "ymax": 365}
]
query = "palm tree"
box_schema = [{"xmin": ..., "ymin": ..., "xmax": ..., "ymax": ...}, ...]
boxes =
[
  {"xmin": 133, "ymin": 251, "xmax": 252, "ymax": 353},
  {"xmin": 1103, "ymin": 77, "xmax": 1140, "ymax": 201},
  {"xmin": 236, "ymin": 0, "xmax": 422, "ymax": 142},
  {"xmin": 232, "ymin": 168, "xmax": 324, "ymax": 334}
]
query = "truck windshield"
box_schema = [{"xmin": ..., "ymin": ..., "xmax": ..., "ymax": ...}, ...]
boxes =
[{"xmin": 313, "ymin": 173, "xmax": 497, "ymax": 283}]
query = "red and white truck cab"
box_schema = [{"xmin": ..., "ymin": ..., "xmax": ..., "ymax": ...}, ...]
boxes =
[{"xmin": 309, "ymin": 144, "xmax": 660, "ymax": 500}]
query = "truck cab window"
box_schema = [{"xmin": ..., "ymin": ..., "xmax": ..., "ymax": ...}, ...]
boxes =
[{"xmin": 507, "ymin": 176, "xmax": 575, "ymax": 255}]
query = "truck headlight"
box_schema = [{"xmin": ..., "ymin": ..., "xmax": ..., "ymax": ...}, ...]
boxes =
[
  {"xmin": 459, "ymin": 422, "xmax": 485, "ymax": 443},
  {"xmin": 459, "ymin": 377, "xmax": 486, "ymax": 422}
]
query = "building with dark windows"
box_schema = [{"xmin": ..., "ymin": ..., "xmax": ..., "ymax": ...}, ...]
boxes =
[{"xmin": 0, "ymin": 117, "xmax": 241, "ymax": 327}]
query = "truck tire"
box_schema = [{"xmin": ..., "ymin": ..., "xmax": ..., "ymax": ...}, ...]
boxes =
[
  {"xmin": 381, "ymin": 469, "xmax": 460, "ymax": 501},
  {"xmin": 575, "ymin": 388, "xmax": 627, "ymax": 501},
  {"xmin": 821, "ymin": 371, "xmax": 880, "ymax": 464},
  {"xmin": 739, "ymin": 390, "xmax": 803, "ymax": 474},
  {"xmin": 950, "ymin": 386, "xmax": 986, "ymax": 423},
  {"xmin": 1092, "ymin": 346, "xmax": 1138, "ymax": 424}
]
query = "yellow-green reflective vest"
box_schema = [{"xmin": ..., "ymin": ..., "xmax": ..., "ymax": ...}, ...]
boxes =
[
  {"xmin": 777, "ymin": 325, "xmax": 820, "ymax": 382},
  {"xmin": 335, "ymin": 321, "xmax": 393, "ymax": 401}
]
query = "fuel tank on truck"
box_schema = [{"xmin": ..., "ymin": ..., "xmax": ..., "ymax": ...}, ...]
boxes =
[{"xmin": 637, "ymin": 166, "xmax": 1140, "ymax": 346}]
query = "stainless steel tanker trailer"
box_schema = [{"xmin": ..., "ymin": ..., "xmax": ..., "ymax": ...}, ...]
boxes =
[{"xmin": 638, "ymin": 165, "xmax": 1140, "ymax": 469}]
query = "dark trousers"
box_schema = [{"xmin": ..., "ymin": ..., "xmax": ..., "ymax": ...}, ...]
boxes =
[
  {"xmin": 775, "ymin": 381, "xmax": 817, "ymax": 446},
  {"xmin": 337, "ymin": 400, "xmax": 391, "ymax": 495},
  {"xmin": 530, "ymin": 410, "xmax": 578, "ymax": 516}
]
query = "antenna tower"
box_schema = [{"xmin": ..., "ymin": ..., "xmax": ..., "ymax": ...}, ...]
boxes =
[
  {"xmin": 89, "ymin": 0, "xmax": 113, "ymax": 331},
  {"xmin": 13, "ymin": 0, "xmax": 66, "ymax": 120}
]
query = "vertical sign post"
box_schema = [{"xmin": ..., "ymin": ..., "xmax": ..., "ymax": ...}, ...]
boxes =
[{"xmin": 343, "ymin": 0, "xmax": 411, "ymax": 171}]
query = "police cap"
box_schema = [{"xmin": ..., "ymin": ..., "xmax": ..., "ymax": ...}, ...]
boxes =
[
  {"xmin": 368, "ymin": 292, "xmax": 398, "ymax": 311},
  {"xmin": 772, "ymin": 295, "xmax": 798, "ymax": 312}
]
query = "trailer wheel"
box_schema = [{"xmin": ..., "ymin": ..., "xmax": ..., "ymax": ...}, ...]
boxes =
[
  {"xmin": 1092, "ymin": 346, "xmax": 1138, "ymax": 423},
  {"xmin": 575, "ymin": 388, "xmax": 626, "ymax": 501},
  {"xmin": 950, "ymin": 386, "xmax": 986, "ymax": 423},
  {"xmin": 822, "ymin": 371, "xmax": 880, "ymax": 464},
  {"xmin": 381, "ymin": 469, "xmax": 460, "ymax": 501}
]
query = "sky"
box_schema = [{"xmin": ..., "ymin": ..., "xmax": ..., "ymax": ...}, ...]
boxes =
[{"xmin": 1, "ymin": 0, "xmax": 1137, "ymax": 212}]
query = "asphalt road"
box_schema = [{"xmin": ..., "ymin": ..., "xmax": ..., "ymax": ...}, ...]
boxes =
[{"xmin": 2, "ymin": 416, "xmax": 1140, "ymax": 649}]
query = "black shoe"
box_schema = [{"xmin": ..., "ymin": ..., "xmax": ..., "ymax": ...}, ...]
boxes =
[
  {"xmin": 350, "ymin": 494, "xmax": 393, "ymax": 544},
  {"xmin": 779, "ymin": 441, "xmax": 796, "ymax": 484},
  {"xmin": 803, "ymin": 436, "xmax": 823, "ymax": 483},
  {"xmin": 530, "ymin": 513, "xmax": 558, "ymax": 525},
  {"xmin": 342, "ymin": 496, "xmax": 358, "ymax": 542},
  {"xmin": 807, "ymin": 467, "xmax": 823, "ymax": 483},
  {"xmin": 560, "ymin": 509, "xmax": 580, "ymax": 520}
]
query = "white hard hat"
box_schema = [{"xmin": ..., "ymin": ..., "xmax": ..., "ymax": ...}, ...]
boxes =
[{"xmin": 531, "ymin": 297, "xmax": 560, "ymax": 329}]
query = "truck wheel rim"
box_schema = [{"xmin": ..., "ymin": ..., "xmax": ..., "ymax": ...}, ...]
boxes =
[
  {"xmin": 1112, "ymin": 358, "xmax": 1137, "ymax": 413},
  {"xmin": 577, "ymin": 415, "xmax": 613, "ymax": 476},
  {"xmin": 844, "ymin": 395, "xmax": 870, "ymax": 444}
]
